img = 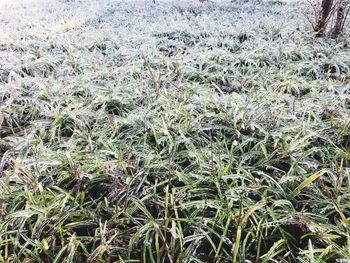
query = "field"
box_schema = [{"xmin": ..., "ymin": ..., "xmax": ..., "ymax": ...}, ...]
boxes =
[{"xmin": 1, "ymin": 0, "xmax": 350, "ymax": 262}]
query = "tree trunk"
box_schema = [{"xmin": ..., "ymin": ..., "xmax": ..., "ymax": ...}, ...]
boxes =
[
  {"xmin": 315, "ymin": 0, "xmax": 334, "ymax": 35},
  {"xmin": 331, "ymin": 0, "xmax": 348, "ymax": 38}
]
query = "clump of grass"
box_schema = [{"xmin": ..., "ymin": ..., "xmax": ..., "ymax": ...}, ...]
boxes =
[{"xmin": 1, "ymin": 0, "xmax": 350, "ymax": 262}]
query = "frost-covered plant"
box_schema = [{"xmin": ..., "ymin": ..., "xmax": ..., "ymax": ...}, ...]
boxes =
[{"xmin": 0, "ymin": 0, "xmax": 350, "ymax": 262}]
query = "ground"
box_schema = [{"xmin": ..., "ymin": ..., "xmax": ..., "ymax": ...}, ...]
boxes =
[{"xmin": 0, "ymin": 0, "xmax": 350, "ymax": 262}]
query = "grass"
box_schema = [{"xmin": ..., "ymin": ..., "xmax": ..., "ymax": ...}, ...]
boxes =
[{"xmin": 1, "ymin": 0, "xmax": 350, "ymax": 262}]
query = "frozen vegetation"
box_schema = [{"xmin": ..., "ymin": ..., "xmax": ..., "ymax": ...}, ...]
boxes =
[{"xmin": 1, "ymin": 0, "xmax": 350, "ymax": 261}]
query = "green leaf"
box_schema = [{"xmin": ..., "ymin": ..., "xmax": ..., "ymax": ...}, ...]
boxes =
[{"xmin": 290, "ymin": 170, "xmax": 326, "ymax": 199}]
